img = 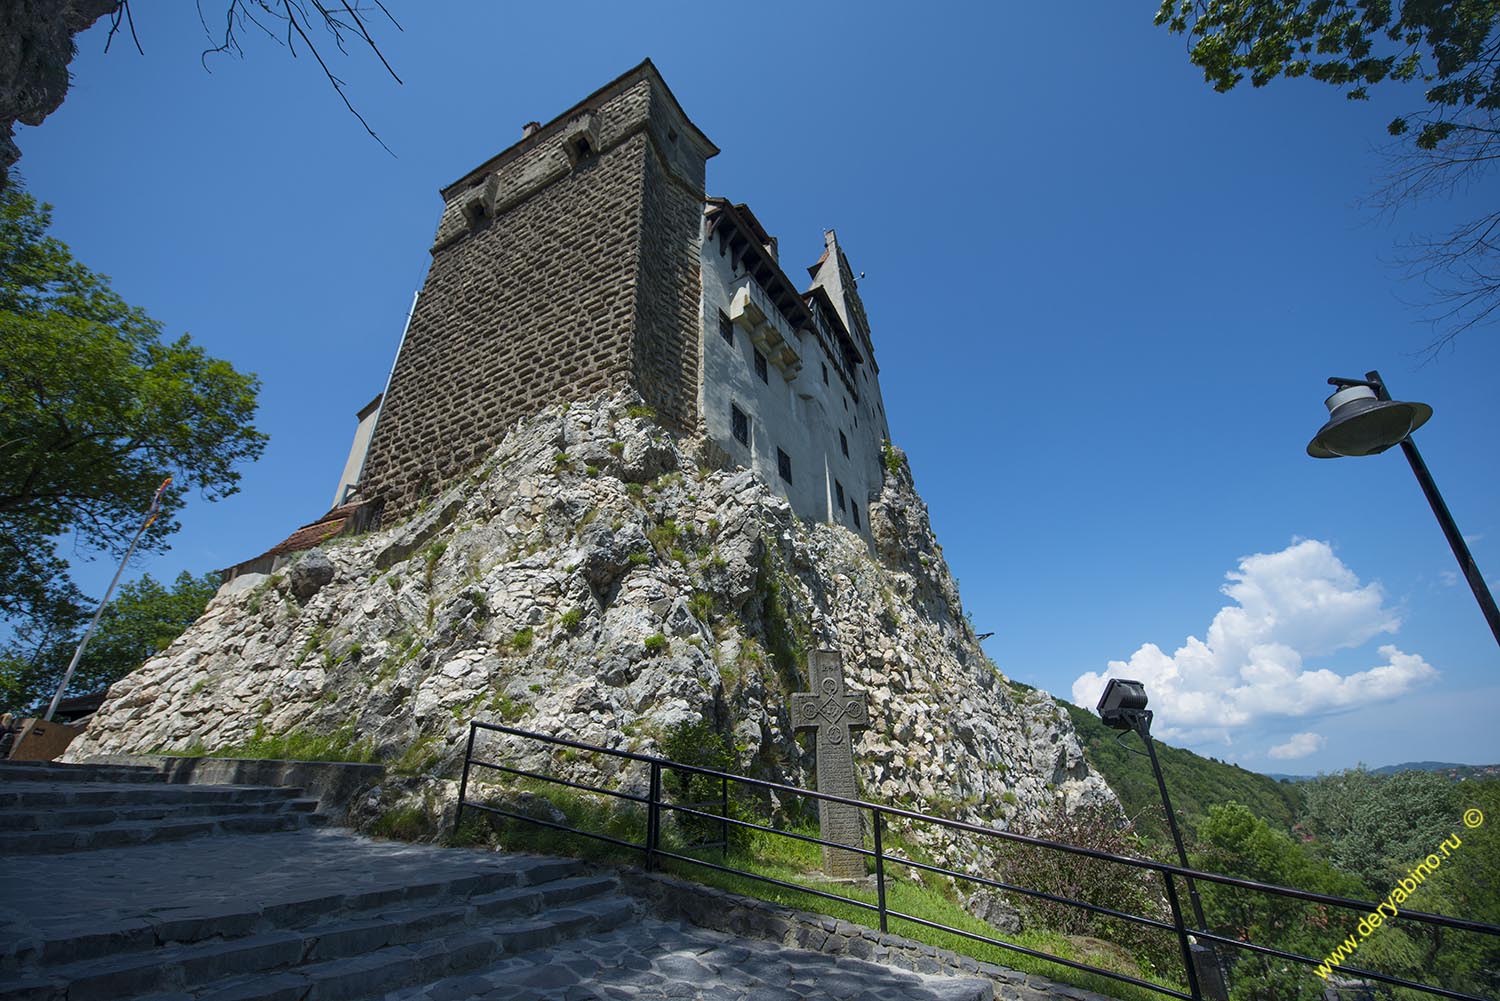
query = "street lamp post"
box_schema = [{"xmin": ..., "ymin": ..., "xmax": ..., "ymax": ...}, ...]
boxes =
[
  {"xmin": 1097, "ymin": 679, "xmax": 1228, "ymax": 1001},
  {"xmin": 1307, "ymin": 370, "xmax": 1500, "ymax": 649}
]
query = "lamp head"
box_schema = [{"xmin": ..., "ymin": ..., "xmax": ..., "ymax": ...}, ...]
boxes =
[
  {"xmin": 1307, "ymin": 384, "xmax": 1432, "ymax": 459},
  {"xmin": 1097, "ymin": 678, "xmax": 1149, "ymax": 732}
]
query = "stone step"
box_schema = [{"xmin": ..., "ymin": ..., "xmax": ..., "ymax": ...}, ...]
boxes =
[
  {"xmin": 4, "ymin": 859, "xmax": 590, "ymax": 971},
  {"xmin": 183, "ymin": 896, "xmax": 636, "ymax": 1001},
  {"xmin": 0, "ymin": 781, "xmax": 304, "ymax": 810},
  {"xmin": 11, "ymin": 890, "xmax": 633, "ymax": 1001},
  {"xmin": 0, "ymin": 810, "xmax": 321, "ymax": 855},
  {"xmin": 0, "ymin": 761, "xmax": 168, "ymax": 784},
  {"xmin": 0, "ymin": 796, "xmax": 320, "ymax": 831}
]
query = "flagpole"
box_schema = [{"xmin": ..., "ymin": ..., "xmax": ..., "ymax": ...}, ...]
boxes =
[{"xmin": 43, "ymin": 477, "xmax": 172, "ymax": 722}]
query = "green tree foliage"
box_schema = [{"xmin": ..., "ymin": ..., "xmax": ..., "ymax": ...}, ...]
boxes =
[
  {"xmin": 1395, "ymin": 778, "xmax": 1500, "ymax": 995},
  {"xmin": 1056, "ymin": 694, "xmax": 1303, "ymax": 844},
  {"xmin": 998, "ymin": 799, "xmax": 1182, "ymax": 979},
  {"xmin": 1156, "ymin": 1, "xmax": 1500, "ymax": 341},
  {"xmin": 0, "ymin": 570, "xmax": 219, "ymax": 714},
  {"xmin": 1299, "ymin": 766, "xmax": 1461, "ymax": 889},
  {"xmin": 0, "ymin": 187, "xmax": 264, "ymax": 658},
  {"xmin": 1156, "ymin": 1, "xmax": 1500, "ymax": 143},
  {"xmin": 1299, "ymin": 777, "xmax": 1499, "ymax": 997},
  {"xmin": 1194, "ymin": 802, "xmax": 1366, "ymax": 1001}
]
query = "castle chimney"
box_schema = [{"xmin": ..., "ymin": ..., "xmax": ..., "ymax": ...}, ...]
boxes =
[{"xmin": 522, "ymin": 121, "xmax": 541, "ymax": 138}]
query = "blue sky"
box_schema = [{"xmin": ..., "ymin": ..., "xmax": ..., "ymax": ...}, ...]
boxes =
[{"xmin": 19, "ymin": 3, "xmax": 1498, "ymax": 774}]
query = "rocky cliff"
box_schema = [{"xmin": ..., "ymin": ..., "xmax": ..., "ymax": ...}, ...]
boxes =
[
  {"xmin": 1, "ymin": 0, "xmax": 117, "ymax": 186},
  {"xmin": 68, "ymin": 394, "xmax": 1113, "ymax": 844}
]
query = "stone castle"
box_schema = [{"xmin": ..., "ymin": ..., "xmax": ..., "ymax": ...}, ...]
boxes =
[
  {"xmin": 335, "ymin": 60, "xmax": 890, "ymax": 544},
  {"xmin": 69, "ymin": 60, "xmax": 1112, "ymax": 897}
]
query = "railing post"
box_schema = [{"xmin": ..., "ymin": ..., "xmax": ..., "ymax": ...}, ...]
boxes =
[
  {"xmin": 646, "ymin": 760, "xmax": 662, "ymax": 871},
  {"xmin": 719, "ymin": 773, "xmax": 729, "ymax": 860},
  {"xmin": 1161, "ymin": 868, "xmax": 1204, "ymax": 1000},
  {"xmin": 454, "ymin": 722, "xmax": 477, "ymax": 837},
  {"xmin": 873, "ymin": 807, "xmax": 888, "ymax": 934}
]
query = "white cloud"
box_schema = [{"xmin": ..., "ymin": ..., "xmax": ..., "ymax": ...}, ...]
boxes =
[
  {"xmin": 1268, "ymin": 732, "xmax": 1326, "ymax": 760},
  {"xmin": 1073, "ymin": 540, "xmax": 1437, "ymax": 743},
  {"xmin": 1440, "ymin": 570, "xmax": 1459, "ymax": 588}
]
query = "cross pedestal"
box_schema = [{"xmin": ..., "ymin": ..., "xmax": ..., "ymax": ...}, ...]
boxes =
[{"xmin": 791, "ymin": 649, "xmax": 869, "ymax": 879}]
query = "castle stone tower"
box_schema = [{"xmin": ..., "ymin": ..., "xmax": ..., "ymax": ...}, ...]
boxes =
[{"xmin": 357, "ymin": 61, "xmax": 717, "ymax": 518}]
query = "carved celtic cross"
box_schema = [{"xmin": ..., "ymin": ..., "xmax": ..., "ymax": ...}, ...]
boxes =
[{"xmin": 791, "ymin": 649, "xmax": 869, "ymax": 878}]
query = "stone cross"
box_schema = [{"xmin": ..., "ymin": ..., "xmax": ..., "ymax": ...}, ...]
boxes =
[{"xmin": 792, "ymin": 649, "xmax": 870, "ymax": 879}]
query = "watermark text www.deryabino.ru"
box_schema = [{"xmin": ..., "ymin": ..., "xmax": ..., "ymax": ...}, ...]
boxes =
[{"xmin": 1315, "ymin": 808, "xmax": 1483, "ymax": 980}]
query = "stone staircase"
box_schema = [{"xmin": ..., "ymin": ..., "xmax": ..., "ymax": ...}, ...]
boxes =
[
  {"xmin": 0, "ymin": 760, "xmax": 996, "ymax": 1001},
  {"xmin": 0, "ymin": 761, "xmax": 633, "ymax": 1001},
  {"xmin": 0, "ymin": 761, "xmax": 326, "ymax": 854}
]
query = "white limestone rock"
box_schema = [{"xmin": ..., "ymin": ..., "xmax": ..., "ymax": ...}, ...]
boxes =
[{"xmin": 66, "ymin": 392, "xmax": 1116, "ymax": 875}]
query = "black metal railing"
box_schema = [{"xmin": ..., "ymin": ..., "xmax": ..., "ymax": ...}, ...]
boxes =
[{"xmin": 454, "ymin": 721, "xmax": 1499, "ymax": 1001}]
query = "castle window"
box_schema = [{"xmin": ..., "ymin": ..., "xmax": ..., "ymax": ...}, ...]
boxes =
[
  {"xmin": 851, "ymin": 504, "xmax": 861, "ymax": 529},
  {"xmin": 570, "ymin": 135, "xmax": 593, "ymax": 162},
  {"xmin": 755, "ymin": 350, "xmax": 768, "ymax": 383},
  {"xmin": 718, "ymin": 310, "xmax": 733, "ymax": 345},
  {"xmin": 839, "ymin": 431, "xmax": 849, "ymax": 458},
  {"xmin": 822, "ymin": 362, "xmax": 829, "ymax": 385},
  {"xmin": 777, "ymin": 448, "xmax": 792, "ymax": 484},
  {"xmin": 731, "ymin": 403, "xmax": 749, "ymax": 446},
  {"xmin": 835, "ymin": 479, "xmax": 845, "ymax": 512}
]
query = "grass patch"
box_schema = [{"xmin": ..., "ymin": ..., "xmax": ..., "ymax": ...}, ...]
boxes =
[
  {"xmin": 625, "ymin": 405, "xmax": 656, "ymax": 421},
  {"xmin": 370, "ymin": 806, "xmax": 434, "ymax": 841},
  {"xmin": 560, "ymin": 608, "xmax": 583, "ymax": 631},
  {"xmin": 392, "ymin": 734, "xmax": 443, "ymax": 775},
  {"xmin": 203, "ymin": 723, "xmax": 378, "ymax": 763}
]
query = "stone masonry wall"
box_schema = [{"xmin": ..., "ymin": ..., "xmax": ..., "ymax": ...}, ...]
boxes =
[
  {"xmin": 358, "ymin": 68, "xmax": 711, "ymax": 519},
  {"xmin": 632, "ymin": 91, "xmax": 707, "ymax": 437}
]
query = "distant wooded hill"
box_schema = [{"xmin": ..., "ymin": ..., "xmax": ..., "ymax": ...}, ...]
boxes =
[
  {"xmin": 1266, "ymin": 761, "xmax": 1500, "ymax": 782},
  {"xmin": 1044, "ymin": 689, "xmax": 1304, "ymax": 843}
]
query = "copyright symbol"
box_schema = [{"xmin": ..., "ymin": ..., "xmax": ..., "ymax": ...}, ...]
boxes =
[{"xmin": 1464, "ymin": 809, "xmax": 1484, "ymax": 829}]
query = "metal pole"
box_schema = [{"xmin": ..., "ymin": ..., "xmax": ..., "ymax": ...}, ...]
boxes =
[
  {"xmin": 1160, "ymin": 867, "xmax": 1204, "ymax": 1000},
  {"xmin": 872, "ymin": 808, "xmax": 888, "ymax": 934},
  {"xmin": 44, "ymin": 477, "xmax": 171, "ymax": 721},
  {"xmin": 454, "ymin": 722, "xmax": 477, "ymax": 837},
  {"xmin": 1364, "ymin": 371, "xmax": 1500, "ymax": 648},
  {"xmin": 719, "ymin": 773, "xmax": 729, "ymax": 860},
  {"xmin": 1138, "ymin": 715, "xmax": 1228, "ymax": 1000},
  {"xmin": 1137, "ymin": 717, "xmax": 1208, "ymax": 930},
  {"xmin": 646, "ymin": 760, "xmax": 662, "ymax": 871}
]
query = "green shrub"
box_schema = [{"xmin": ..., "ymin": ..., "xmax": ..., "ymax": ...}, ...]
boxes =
[
  {"xmin": 643, "ymin": 633, "xmax": 667, "ymax": 655},
  {"xmin": 511, "ymin": 627, "xmax": 534, "ymax": 652},
  {"xmin": 423, "ymin": 541, "xmax": 447, "ymax": 589},
  {"xmin": 688, "ymin": 592, "xmax": 715, "ymax": 622},
  {"xmin": 369, "ymin": 806, "xmax": 433, "ymax": 841},
  {"xmin": 627, "ymin": 551, "xmax": 651, "ymax": 567},
  {"xmin": 560, "ymin": 608, "xmax": 583, "ymax": 631},
  {"xmin": 882, "ymin": 440, "xmax": 902, "ymax": 476},
  {"xmin": 392, "ymin": 734, "xmax": 442, "ymax": 775},
  {"xmin": 626, "ymin": 404, "xmax": 656, "ymax": 420}
]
